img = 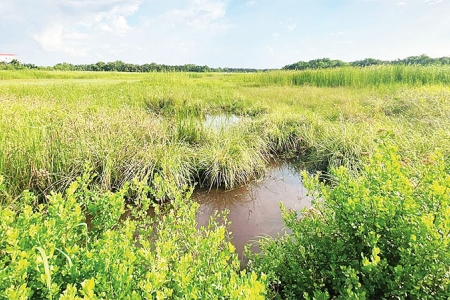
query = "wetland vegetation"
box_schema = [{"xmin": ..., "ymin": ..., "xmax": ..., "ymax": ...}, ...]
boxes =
[{"xmin": 1, "ymin": 66, "xmax": 449, "ymax": 298}]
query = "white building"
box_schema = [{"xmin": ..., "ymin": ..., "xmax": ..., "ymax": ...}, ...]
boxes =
[{"xmin": 0, "ymin": 54, "xmax": 17, "ymax": 63}]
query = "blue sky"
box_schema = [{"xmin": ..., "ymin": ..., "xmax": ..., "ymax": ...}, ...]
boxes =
[{"xmin": 1, "ymin": 0, "xmax": 449, "ymax": 68}]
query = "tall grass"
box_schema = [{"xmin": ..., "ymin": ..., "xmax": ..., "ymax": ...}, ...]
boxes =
[
  {"xmin": 1, "ymin": 68, "xmax": 450, "ymax": 199},
  {"xmin": 240, "ymin": 65, "xmax": 450, "ymax": 87},
  {"xmin": 197, "ymin": 120, "xmax": 269, "ymax": 189}
]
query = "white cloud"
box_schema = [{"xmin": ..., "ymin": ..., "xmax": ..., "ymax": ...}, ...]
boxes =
[
  {"xmin": 330, "ymin": 31, "xmax": 346, "ymax": 36},
  {"xmin": 423, "ymin": 0, "xmax": 442, "ymax": 4},
  {"xmin": 97, "ymin": 22, "xmax": 112, "ymax": 32},
  {"xmin": 113, "ymin": 16, "xmax": 130, "ymax": 35},
  {"xmin": 24, "ymin": 0, "xmax": 142, "ymax": 59},
  {"xmin": 286, "ymin": 23, "xmax": 296, "ymax": 32},
  {"xmin": 162, "ymin": 0, "xmax": 229, "ymax": 30},
  {"xmin": 33, "ymin": 25, "xmax": 65, "ymax": 52},
  {"xmin": 338, "ymin": 41, "xmax": 355, "ymax": 45},
  {"xmin": 59, "ymin": 0, "xmax": 141, "ymax": 14},
  {"xmin": 3, "ymin": 0, "xmax": 450, "ymax": 68},
  {"xmin": 33, "ymin": 24, "xmax": 87, "ymax": 57}
]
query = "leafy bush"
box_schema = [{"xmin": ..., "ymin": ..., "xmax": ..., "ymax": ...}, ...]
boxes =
[
  {"xmin": 247, "ymin": 142, "xmax": 449, "ymax": 299},
  {"xmin": 0, "ymin": 174, "xmax": 266, "ymax": 299}
]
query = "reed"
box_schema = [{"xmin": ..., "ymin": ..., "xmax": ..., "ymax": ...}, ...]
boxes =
[{"xmin": 243, "ymin": 65, "xmax": 450, "ymax": 88}]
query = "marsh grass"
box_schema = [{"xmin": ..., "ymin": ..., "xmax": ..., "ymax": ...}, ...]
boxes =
[
  {"xmin": 1, "ymin": 68, "xmax": 450, "ymax": 199},
  {"xmin": 243, "ymin": 65, "xmax": 450, "ymax": 87},
  {"xmin": 197, "ymin": 121, "xmax": 269, "ymax": 189}
]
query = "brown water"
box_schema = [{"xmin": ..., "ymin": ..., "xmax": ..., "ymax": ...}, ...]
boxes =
[{"xmin": 194, "ymin": 162, "xmax": 311, "ymax": 263}]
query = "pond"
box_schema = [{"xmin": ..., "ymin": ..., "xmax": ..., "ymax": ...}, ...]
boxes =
[
  {"xmin": 203, "ymin": 114, "xmax": 241, "ymax": 132},
  {"xmin": 194, "ymin": 161, "xmax": 311, "ymax": 264}
]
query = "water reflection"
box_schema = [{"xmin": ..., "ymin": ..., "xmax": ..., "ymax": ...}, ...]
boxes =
[
  {"xmin": 204, "ymin": 114, "xmax": 241, "ymax": 132},
  {"xmin": 194, "ymin": 162, "xmax": 311, "ymax": 262}
]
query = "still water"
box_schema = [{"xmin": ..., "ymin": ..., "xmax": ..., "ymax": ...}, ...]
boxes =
[
  {"xmin": 194, "ymin": 162, "xmax": 311, "ymax": 262},
  {"xmin": 204, "ymin": 114, "xmax": 241, "ymax": 132}
]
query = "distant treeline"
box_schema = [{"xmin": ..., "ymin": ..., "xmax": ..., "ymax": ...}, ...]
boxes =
[
  {"xmin": 1, "ymin": 54, "xmax": 450, "ymax": 73},
  {"xmin": 282, "ymin": 55, "xmax": 450, "ymax": 70},
  {"xmin": 0, "ymin": 59, "xmax": 262, "ymax": 73},
  {"xmin": 51, "ymin": 61, "xmax": 266, "ymax": 73}
]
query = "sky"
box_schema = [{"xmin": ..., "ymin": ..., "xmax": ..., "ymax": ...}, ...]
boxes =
[{"xmin": 1, "ymin": 0, "xmax": 449, "ymax": 69}]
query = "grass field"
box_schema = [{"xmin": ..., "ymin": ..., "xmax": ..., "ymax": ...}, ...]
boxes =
[
  {"xmin": 1, "ymin": 66, "xmax": 450, "ymax": 200},
  {"xmin": 1, "ymin": 66, "xmax": 449, "ymax": 298}
]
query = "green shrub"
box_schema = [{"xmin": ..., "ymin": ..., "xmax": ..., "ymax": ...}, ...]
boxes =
[
  {"xmin": 0, "ymin": 174, "xmax": 266, "ymax": 299},
  {"xmin": 248, "ymin": 142, "xmax": 449, "ymax": 299}
]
